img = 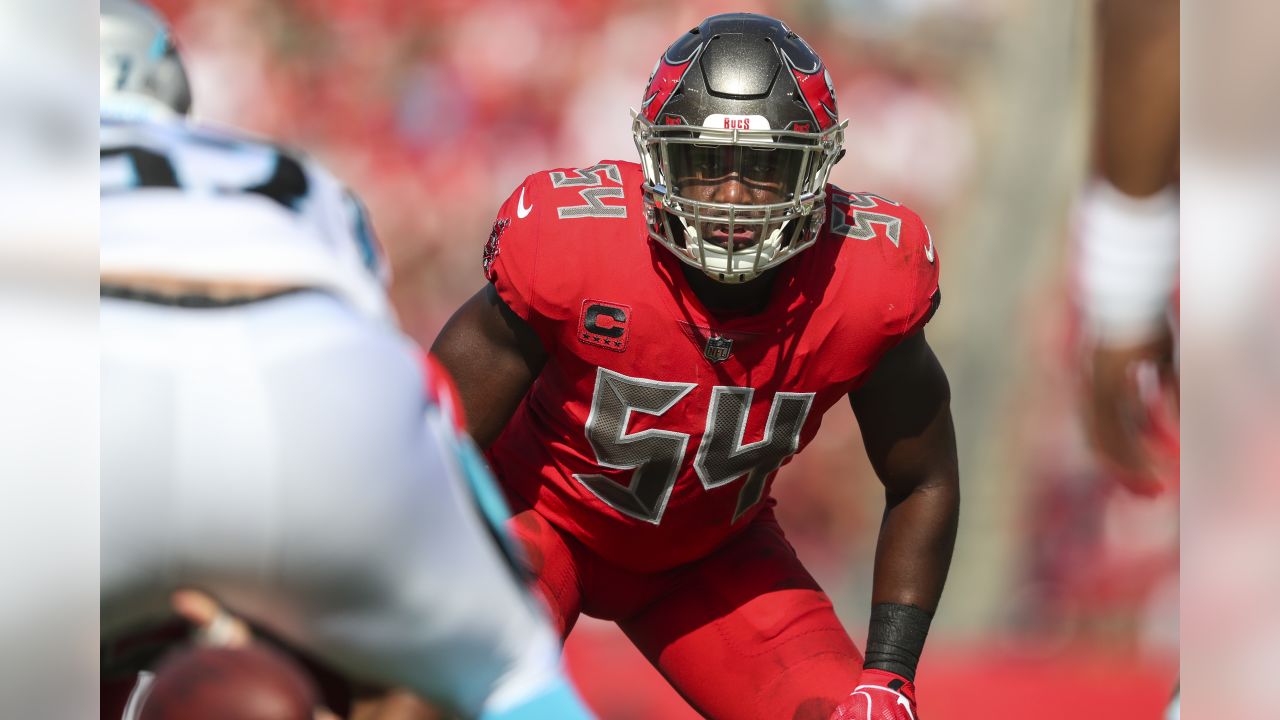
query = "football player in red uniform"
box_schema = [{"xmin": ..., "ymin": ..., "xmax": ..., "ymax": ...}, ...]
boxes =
[{"xmin": 433, "ymin": 14, "xmax": 959, "ymax": 720}]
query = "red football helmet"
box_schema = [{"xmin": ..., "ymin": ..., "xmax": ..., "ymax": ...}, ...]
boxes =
[{"xmin": 633, "ymin": 13, "xmax": 846, "ymax": 283}]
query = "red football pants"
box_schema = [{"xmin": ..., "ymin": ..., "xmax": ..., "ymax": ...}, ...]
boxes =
[{"xmin": 506, "ymin": 505, "xmax": 863, "ymax": 720}]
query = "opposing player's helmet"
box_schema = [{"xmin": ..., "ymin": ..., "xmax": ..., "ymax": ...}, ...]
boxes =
[
  {"xmin": 100, "ymin": 0, "xmax": 191, "ymax": 119},
  {"xmin": 633, "ymin": 13, "xmax": 846, "ymax": 284}
]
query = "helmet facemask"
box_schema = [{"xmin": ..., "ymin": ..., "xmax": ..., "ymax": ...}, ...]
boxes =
[{"xmin": 633, "ymin": 112, "xmax": 845, "ymax": 283}]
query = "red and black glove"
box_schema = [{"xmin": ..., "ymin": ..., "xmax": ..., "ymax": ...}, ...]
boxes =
[{"xmin": 830, "ymin": 669, "xmax": 918, "ymax": 720}]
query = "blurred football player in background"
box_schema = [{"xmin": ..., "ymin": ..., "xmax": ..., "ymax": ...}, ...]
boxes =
[
  {"xmin": 1074, "ymin": 1, "xmax": 1179, "ymax": 717},
  {"xmin": 99, "ymin": 2, "xmax": 593, "ymax": 718},
  {"xmin": 433, "ymin": 13, "xmax": 958, "ymax": 720},
  {"xmin": 1075, "ymin": 0, "xmax": 1179, "ymax": 496}
]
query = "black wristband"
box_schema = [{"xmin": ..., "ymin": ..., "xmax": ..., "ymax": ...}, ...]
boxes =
[{"xmin": 863, "ymin": 603, "xmax": 933, "ymax": 681}]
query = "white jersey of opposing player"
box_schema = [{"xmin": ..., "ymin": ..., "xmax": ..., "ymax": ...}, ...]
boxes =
[
  {"xmin": 100, "ymin": 116, "xmax": 594, "ymax": 718},
  {"xmin": 100, "ymin": 293, "xmax": 585, "ymax": 718},
  {"xmin": 100, "ymin": 115, "xmax": 390, "ymax": 320}
]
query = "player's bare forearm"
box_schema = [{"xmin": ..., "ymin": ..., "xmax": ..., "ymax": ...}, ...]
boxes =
[
  {"xmin": 850, "ymin": 330, "xmax": 960, "ymax": 612},
  {"xmin": 870, "ymin": 463, "xmax": 959, "ymax": 611},
  {"xmin": 1096, "ymin": 0, "xmax": 1179, "ymax": 196},
  {"xmin": 430, "ymin": 284, "xmax": 547, "ymax": 449}
]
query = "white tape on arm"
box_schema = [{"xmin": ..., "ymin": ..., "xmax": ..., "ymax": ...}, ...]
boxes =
[{"xmin": 1076, "ymin": 180, "xmax": 1179, "ymax": 344}]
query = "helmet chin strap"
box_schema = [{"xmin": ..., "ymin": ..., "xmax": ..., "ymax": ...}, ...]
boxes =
[{"xmin": 679, "ymin": 217, "xmax": 786, "ymax": 284}]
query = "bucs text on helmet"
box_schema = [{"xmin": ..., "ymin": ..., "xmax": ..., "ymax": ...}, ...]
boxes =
[
  {"xmin": 100, "ymin": 0, "xmax": 192, "ymax": 120},
  {"xmin": 632, "ymin": 13, "xmax": 846, "ymax": 284}
]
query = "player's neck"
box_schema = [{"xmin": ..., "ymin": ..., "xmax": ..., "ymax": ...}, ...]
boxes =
[{"xmin": 680, "ymin": 264, "xmax": 779, "ymax": 317}]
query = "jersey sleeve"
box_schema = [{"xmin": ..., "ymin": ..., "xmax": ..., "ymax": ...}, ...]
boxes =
[
  {"xmin": 483, "ymin": 174, "xmax": 545, "ymax": 328},
  {"xmin": 888, "ymin": 206, "xmax": 941, "ymax": 341}
]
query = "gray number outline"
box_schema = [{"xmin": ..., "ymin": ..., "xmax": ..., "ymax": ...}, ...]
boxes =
[
  {"xmin": 572, "ymin": 367, "xmax": 695, "ymax": 525},
  {"xmin": 693, "ymin": 387, "xmax": 815, "ymax": 523},
  {"xmin": 549, "ymin": 163, "xmax": 627, "ymax": 219},
  {"xmin": 573, "ymin": 369, "xmax": 815, "ymax": 526},
  {"xmin": 831, "ymin": 191, "xmax": 902, "ymax": 246}
]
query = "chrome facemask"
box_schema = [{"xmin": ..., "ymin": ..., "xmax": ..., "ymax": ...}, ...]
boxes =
[{"xmin": 633, "ymin": 111, "xmax": 845, "ymax": 283}]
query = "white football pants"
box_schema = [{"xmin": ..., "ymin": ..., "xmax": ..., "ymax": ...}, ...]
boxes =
[{"xmin": 101, "ymin": 291, "xmax": 562, "ymax": 717}]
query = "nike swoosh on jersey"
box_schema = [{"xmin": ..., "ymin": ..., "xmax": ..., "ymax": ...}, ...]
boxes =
[
  {"xmin": 923, "ymin": 227, "xmax": 935, "ymax": 263},
  {"xmin": 517, "ymin": 187, "xmax": 533, "ymax": 218}
]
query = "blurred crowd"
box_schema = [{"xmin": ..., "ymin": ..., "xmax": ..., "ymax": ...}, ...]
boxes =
[
  {"xmin": 152, "ymin": 0, "xmax": 988, "ymax": 338},
  {"xmin": 147, "ymin": 0, "xmax": 1179, "ymax": 714}
]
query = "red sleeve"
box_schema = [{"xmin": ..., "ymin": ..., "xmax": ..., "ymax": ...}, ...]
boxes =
[
  {"xmin": 889, "ymin": 206, "xmax": 941, "ymax": 341},
  {"xmin": 419, "ymin": 351, "xmax": 467, "ymax": 431},
  {"xmin": 483, "ymin": 174, "xmax": 543, "ymax": 325}
]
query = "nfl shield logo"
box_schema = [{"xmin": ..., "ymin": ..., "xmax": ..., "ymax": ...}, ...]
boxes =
[{"xmin": 704, "ymin": 335, "xmax": 733, "ymax": 362}]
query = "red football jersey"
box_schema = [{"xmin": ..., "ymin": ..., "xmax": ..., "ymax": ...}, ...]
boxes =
[{"xmin": 484, "ymin": 160, "xmax": 939, "ymax": 573}]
